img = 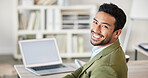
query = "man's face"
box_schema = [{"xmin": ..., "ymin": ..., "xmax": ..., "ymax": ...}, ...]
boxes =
[{"xmin": 90, "ymin": 11, "xmax": 117, "ymax": 46}]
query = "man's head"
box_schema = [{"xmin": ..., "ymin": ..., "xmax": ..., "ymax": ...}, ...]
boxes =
[{"xmin": 90, "ymin": 3, "xmax": 126, "ymax": 47}]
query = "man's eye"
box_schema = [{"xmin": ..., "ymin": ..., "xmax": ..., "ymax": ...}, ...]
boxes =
[
  {"xmin": 102, "ymin": 25, "xmax": 108, "ymax": 28},
  {"xmin": 93, "ymin": 21, "xmax": 98, "ymax": 24}
]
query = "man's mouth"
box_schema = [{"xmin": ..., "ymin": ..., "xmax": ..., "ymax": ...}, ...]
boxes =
[
  {"xmin": 91, "ymin": 31, "xmax": 104, "ymax": 41},
  {"xmin": 93, "ymin": 34, "xmax": 101, "ymax": 39}
]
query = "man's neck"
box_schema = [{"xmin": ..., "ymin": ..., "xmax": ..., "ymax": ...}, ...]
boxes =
[
  {"xmin": 97, "ymin": 39, "xmax": 118, "ymax": 49},
  {"xmin": 97, "ymin": 43, "xmax": 112, "ymax": 49}
]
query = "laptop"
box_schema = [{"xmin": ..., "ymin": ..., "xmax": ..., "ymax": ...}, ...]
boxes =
[{"xmin": 18, "ymin": 38, "xmax": 76, "ymax": 76}]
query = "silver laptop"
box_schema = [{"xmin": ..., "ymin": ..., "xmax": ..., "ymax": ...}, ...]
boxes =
[{"xmin": 19, "ymin": 38, "xmax": 76, "ymax": 76}]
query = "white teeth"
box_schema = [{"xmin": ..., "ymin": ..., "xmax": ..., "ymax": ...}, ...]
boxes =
[{"xmin": 93, "ymin": 34, "xmax": 100, "ymax": 38}]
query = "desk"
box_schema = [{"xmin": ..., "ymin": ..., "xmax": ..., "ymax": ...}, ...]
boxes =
[
  {"xmin": 128, "ymin": 61, "xmax": 148, "ymax": 78},
  {"xmin": 14, "ymin": 65, "xmax": 71, "ymax": 78},
  {"xmin": 134, "ymin": 45, "xmax": 148, "ymax": 60},
  {"xmin": 15, "ymin": 61, "xmax": 148, "ymax": 78}
]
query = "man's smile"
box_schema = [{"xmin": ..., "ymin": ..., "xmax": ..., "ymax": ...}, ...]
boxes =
[{"xmin": 91, "ymin": 31, "xmax": 104, "ymax": 41}]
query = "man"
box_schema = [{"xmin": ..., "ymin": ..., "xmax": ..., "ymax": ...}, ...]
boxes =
[{"xmin": 63, "ymin": 3, "xmax": 128, "ymax": 78}]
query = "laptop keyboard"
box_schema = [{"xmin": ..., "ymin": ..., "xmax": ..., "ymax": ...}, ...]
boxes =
[{"xmin": 31, "ymin": 64, "xmax": 66, "ymax": 71}]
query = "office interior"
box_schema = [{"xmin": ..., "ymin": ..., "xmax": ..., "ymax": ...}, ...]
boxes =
[{"xmin": 0, "ymin": 0, "xmax": 148, "ymax": 78}]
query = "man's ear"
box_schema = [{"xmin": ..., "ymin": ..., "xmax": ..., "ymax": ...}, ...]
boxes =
[{"xmin": 114, "ymin": 29, "xmax": 122, "ymax": 38}]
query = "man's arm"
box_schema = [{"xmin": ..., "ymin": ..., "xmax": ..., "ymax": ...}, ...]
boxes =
[
  {"xmin": 63, "ymin": 66, "xmax": 83, "ymax": 78},
  {"xmin": 90, "ymin": 66, "xmax": 117, "ymax": 78}
]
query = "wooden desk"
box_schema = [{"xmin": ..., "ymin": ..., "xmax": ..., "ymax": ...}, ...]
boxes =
[
  {"xmin": 128, "ymin": 61, "xmax": 148, "ymax": 78},
  {"xmin": 134, "ymin": 45, "xmax": 148, "ymax": 60},
  {"xmin": 14, "ymin": 65, "xmax": 71, "ymax": 78},
  {"xmin": 15, "ymin": 61, "xmax": 148, "ymax": 78}
]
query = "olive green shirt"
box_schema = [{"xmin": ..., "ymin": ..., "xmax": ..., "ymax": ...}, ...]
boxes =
[{"xmin": 63, "ymin": 40, "xmax": 128, "ymax": 78}]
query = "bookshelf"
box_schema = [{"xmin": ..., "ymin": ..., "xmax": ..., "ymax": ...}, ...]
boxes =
[{"xmin": 14, "ymin": 0, "xmax": 97, "ymax": 59}]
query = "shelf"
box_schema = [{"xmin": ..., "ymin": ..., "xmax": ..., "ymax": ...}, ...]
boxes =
[
  {"xmin": 44, "ymin": 29, "xmax": 90, "ymax": 34},
  {"xmin": 17, "ymin": 5, "xmax": 58, "ymax": 10},
  {"xmin": 62, "ymin": 20, "xmax": 90, "ymax": 23},
  {"xmin": 18, "ymin": 30, "xmax": 42, "ymax": 35},
  {"xmin": 14, "ymin": 52, "xmax": 92, "ymax": 60},
  {"xmin": 18, "ymin": 29, "xmax": 90, "ymax": 35},
  {"xmin": 61, "ymin": 5, "xmax": 97, "ymax": 10},
  {"xmin": 14, "ymin": 0, "xmax": 97, "ymax": 59},
  {"xmin": 17, "ymin": 5, "xmax": 96, "ymax": 10}
]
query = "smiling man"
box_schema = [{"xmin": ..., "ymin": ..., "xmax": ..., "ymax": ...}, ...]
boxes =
[{"xmin": 63, "ymin": 3, "xmax": 127, "ymax": 78}]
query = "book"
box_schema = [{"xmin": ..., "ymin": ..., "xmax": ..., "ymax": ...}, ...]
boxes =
[
  {"xmin": 18, "ymin": 35, "xmax": 25, "ymax": 40},
  {"xmin": 62, "ymin": 15, "xmax": 75, "ymax": 29},
  {"xmin": 57, "ymin": 0, "xmax": 69, "ymax": 6},
  {"xmin": 78, "ymin": 23, "xmax": 89, "ymax": 29},
  {"xmin": 21, "ymin": 0, "xmax": 34, "ymax": 6},
  {"xmin": 73, "ymin": 35, "xmax": 78, "ymax": 53},
  {"xmin": 33, "ymin": 10, "xmax": 40, "ymax": 30},
  {"xmin": 37, "ymin": 0, "xmax": 56, "ymax": 5},
  {"xmin": 18, "ymin": 35, "xmax": 36, "ymax": 40},
  {"xmin": 34, "ymin": 0, "xmax": 40, "ymax": 4},
  {"xmin": 20, "ymin": 13, "xmax": 27, "ymax": 30},
  {"xmin": 26, "ymin": 35, "xmax": 36, "ymax": 39},
  {"xmin": 46, "ymin": 9, "xmax": 54, "ymax": 31},
  {"xmin": 78, "ymin": 14, "xmax": 90, "ymax": 29},
  {"xmin": 27, "ymin": 11, "xmax": 36, "ymax": 30},
  {"xmin": 44, "ymin": 0, "xmax": 57, "ymax": 5},
  {"xmin": 57, "ymin": 0, "xmax": 64, "ymax": 5},
  {"xmin": 63, "ymin": 0, "xmax": 69, "ymax": 6},
  {"xmin": 78, "ymin": 35, "xmax": 84, "ymax": 53},
  {"xmin": 37, "ymin": 0, "xmax": 46, "ymax": 5},
  {"xmin": 54, "ymin": 9, "xmax": 61, "ymax": 30},
  {"xmin": 62, "ymin": 23, "xmax": 74, "ymax": 29},
  {"xmin": 55, "ymin": 35, "xmax": 66, "ymax": 53}
]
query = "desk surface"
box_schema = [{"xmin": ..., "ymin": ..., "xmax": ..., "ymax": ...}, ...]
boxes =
[
  {"xmin": 15, "ymin": 61, "xmax": 148, "ymax": 78},
  {"xmin": 128, "ymin": 61, "xmax": 148, "ymax": 78},
  {"xmin": 134, "ymin": 45, "xmax": 148, "ymax": 56}
]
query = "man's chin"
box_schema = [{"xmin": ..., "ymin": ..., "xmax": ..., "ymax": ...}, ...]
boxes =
[{"xmin": 90, "ymin": 40, "xmax": 102, "ymax": 46}]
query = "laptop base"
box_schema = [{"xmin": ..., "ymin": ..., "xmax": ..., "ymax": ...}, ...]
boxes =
[{"xmin": 26, "ymin": 64, "xmax": 76, "ymax": 76}]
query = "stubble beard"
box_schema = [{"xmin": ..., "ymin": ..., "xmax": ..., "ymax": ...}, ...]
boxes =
[{"xmin": 90, "ymin": 35, "xmax": 112, "ymax": 46}]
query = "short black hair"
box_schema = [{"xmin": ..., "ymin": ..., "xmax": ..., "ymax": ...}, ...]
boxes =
[{"xmin": 99, "ymin": 3, "xmax": 126, "ymax": 31}]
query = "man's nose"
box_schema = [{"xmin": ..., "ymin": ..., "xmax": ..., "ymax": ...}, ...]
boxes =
[{"xmin": 94, "ymin": 25, "xmax": 101, "ymax": 33}]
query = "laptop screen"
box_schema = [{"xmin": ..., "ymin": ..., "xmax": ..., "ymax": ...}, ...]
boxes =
[{"xmin": 19, "ymin": 38, "xmax": 62, "ymax": 67}]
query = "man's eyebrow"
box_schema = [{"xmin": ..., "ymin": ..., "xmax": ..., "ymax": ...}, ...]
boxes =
[
  {"xmin": 93, "ymin": 18, "xmax": 111, "ymax": 26},
  {"xmin": 102, "ymin": 22, "xmax": 111, "ymax": 26},
  {"xmin": 93, "ymin": 18, "xmax": 98, "ymax": 22}
]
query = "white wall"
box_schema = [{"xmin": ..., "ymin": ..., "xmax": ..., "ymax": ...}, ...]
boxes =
[{"xmin": 0, "ymin": 0, "xmax": 16, "ymax": 54}]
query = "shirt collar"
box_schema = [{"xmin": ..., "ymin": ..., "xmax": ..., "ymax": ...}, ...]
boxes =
[{"xmin": 90, "ymin": 39, "xmax": 118, "ymax": 60}]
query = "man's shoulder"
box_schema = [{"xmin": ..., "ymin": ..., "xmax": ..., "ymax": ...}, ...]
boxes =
[{"xmin": 95, "ymin": 46, "xmax": 126, "ymax": 65}]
